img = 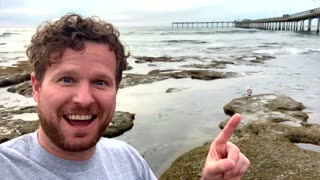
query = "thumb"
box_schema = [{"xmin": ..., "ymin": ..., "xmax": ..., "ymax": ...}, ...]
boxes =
[{"xmin": 204, "ymin": 159, "xmax": 235, "ymax": 177}]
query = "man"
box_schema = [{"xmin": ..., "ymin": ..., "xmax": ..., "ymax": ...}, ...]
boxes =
[{"xmin": 0, "ymin": 14, "xmax": 249, "ymax": 179}]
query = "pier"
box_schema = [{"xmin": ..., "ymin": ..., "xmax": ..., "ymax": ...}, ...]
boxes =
[
  {"xmin": 235, "ymin": 7, "xmax": 320, "ymax": 33},
  {"xmin": 172, "ymin": 21, "xmax": 235, "ymax": 28},
  {"xmin": 172, "ymin": 7, "xmax": 320, "ymax": 33}
]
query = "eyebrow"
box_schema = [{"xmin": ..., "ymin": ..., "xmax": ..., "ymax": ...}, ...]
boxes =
[
  {"xmin": 52, "ymin": 69, "xmax": 115, "ymax": 84},
  {"xmin": 52, "ymin": 69, "xmax": 77, "ymax": 78}
]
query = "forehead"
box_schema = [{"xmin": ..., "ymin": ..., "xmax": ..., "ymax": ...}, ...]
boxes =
[
  {"xmin": 58, "ymin": 41, "xmax": 117, "ymax": 69},
  {"xmin": 62, "ymin": 42, "xmax": 114, "ymax": 60},
  {"xmin": 46, "ymin": 42, "xmax": 117, "ymax": 76}
]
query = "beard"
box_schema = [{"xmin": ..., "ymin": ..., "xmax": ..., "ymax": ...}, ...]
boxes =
[{"xmin": 37, "ymin": 105, "xmax": 109, "ymax": 152}]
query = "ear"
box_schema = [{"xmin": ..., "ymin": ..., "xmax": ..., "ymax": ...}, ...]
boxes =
[{"xmin": 31, "ymin": 72, "xmax": 40, "ymax": 103}]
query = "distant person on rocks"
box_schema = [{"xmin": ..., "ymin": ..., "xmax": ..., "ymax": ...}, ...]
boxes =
[
  {"xmin": 246, "ymin": 86, "xmax": 253, "ymax": 96},
  {"xmin": 0, "ymin": 13, "xmax": 249, "ymax": 180}
]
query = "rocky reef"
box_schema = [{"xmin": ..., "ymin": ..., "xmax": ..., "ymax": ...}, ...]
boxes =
[
  {"xmin": 160, "ymin": 94, "xmax": 320, "ymax": 180},
  {"xmin": 0, "ymin": 58, "xmax": 238, "ymax": 143}
]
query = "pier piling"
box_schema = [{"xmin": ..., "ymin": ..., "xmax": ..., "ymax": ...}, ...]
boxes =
[{"xmin": 234, "ymin": 7, "xmax": 320, "ymax": 33}]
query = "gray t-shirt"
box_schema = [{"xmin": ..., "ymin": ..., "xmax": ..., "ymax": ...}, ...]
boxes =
[{"xmin": 0, "ymin": 132, "xmax": 157, "ymax": 180}]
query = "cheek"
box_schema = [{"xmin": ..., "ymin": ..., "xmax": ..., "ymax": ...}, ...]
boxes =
[
  {"xmin": 39, "ymin": 88, "xmax": 70, "ymax": 108},
  {"xmin": 98, "ymin": 93, "xmax": 117, "ymax": 110}
]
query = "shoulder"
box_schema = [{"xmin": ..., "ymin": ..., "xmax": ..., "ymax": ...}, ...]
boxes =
[
  {"xmin": 0, "ymin": 133, "xmax": 36, "ymax": 179},
  {"xmin": 0, "ymin": 132, "xmax": 37, "ymax": 165},
  {"xmin": 0, "ymin": 132, "xmax": 35, "ymax": 152}
]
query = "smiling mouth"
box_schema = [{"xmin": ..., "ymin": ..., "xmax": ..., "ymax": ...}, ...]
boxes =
[{"xmin": 63, "ymin": 114, "xmax": 97, "ymax": 126}]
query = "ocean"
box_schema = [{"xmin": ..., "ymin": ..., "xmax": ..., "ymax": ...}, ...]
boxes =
[{"xmin": 1, "ymin": 26, "xmax": 320, "ymax": 177}]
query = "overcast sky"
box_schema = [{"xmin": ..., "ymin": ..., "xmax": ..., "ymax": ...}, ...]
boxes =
[{"xmin": 0, "ymin": 0, "xmax": 318, "ymax": 27}]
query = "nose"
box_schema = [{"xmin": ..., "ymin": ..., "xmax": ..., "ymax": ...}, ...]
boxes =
[{"xmin": 72, "ymin": 82, "xmax": 94, "ymax": 107}]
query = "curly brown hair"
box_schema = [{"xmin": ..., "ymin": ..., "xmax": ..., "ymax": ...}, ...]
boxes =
[{"xmin": 26, "ymin": 13, "xmax": 129, "ymax": 88}]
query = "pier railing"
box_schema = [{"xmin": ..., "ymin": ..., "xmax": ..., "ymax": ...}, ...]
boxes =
[
  {"xmin": 234, "ymin": 7, "xmax": 320, "ymax": 33},
  {"xmin": 172, "ymin": 21, "xmax": 235, "ymax": 28},
  {"xmin": 290, "ymin": 7, "xmax": 320, "ymax": 19},
  {"xmin": 171, "ymin": 7, "xmax": 320, "ymax": 33}
]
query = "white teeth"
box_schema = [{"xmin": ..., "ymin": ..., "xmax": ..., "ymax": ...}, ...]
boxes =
[{"xmin": 67, "ymin": 115, "xmax": 92, "ymax": 120}]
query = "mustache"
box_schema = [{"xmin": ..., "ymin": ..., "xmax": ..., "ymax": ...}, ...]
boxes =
[{"xmin": 59, "ymin": 106, "xmax": 98, "ymax": 115}]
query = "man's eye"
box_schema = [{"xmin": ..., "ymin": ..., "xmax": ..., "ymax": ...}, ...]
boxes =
[
  {"xmin": 60, "ymin": 77, "xmax": 74, "ymax": 83},
  {"xmin": 95, "ymin": 80, "xmax": 106, "ymax": 86}
]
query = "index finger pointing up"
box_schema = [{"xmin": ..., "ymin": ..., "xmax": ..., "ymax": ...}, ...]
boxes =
[{"xmin": 214, "ymin": 113, "xmax": 241, "ymax": 145}]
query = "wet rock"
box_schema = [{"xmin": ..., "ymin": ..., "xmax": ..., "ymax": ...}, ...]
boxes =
[
  {"xmin": 120, "ymin": 73, "xmax": 169, "ymax": 88},
  {"xmin": 5, "ymin": 65, "xmax": 237, "ymax": 98},
  {"xmin": 221, "ymin": 94, "xmax": 308, "ymax": 128},
  {"xmin": 120, "ymin": 69, "xmax": 237, "ymax": 88},
  {"xmin": 102, "ymin": 111, "xmax": 135, "ymax": 138},
  {"xmin": 0, "ymin": 109, "xmax": 135, "ymax": 143},
  {"xmin": 233, "ymin": 55, "xmax": 275, "ymax": 63},
  {"xmin": 147, "ymin": 69, "xmax": 237, "ymax": 80},
  {"xmin": 0, "ymin": 61, "xmax": 237, "ymax": 97},
  {"xmin": 160, "ymin": 94, "xmax": 320, "ymax": 180},
  {"xmin": 165, "ymin": 88, "xmax": 182, "ymax": 93},
  {"xmin": 181, "ymin": 60, "xmax": 235, "ymax": 70},
  {"xmin": 234, "ymin": 122, "xmax": 320, "ymax": 179},
  {"xmin": 0, "ymin": 120, "xmax": 39, "ymax": 143},
  {"xmin": 133, "ymin": 56, "xmax": 184, "ymax": 63},
  {"xmin": 126, "ymin": 65, "xmax": 133, "ymax": 71},
  {"xmin": 161, "ymin": 122, "xmax": 320, "ymax": 180},
  {"xmin": 0, "ymin": 60, "xmax": 32, "ymax": 87},
  {"xmin": 7, "ymin": 81, "xmax": 32, "ymax": 97},
  {"xmin": 0, "ymin": 106, "xmax": 37, "ymax": 120},
  {"xmin": 211, "ymin": 60, "xmax": 235, "ymax": 65},
  {"xmin": 181, "ymin": 63, "xmax": 226, "ymax": 69},
  {"xmin": 0, "ymin": 72, "xmax": 30, "ymax": 87}
]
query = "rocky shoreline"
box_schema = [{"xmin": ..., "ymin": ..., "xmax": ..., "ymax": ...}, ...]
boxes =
[
  {"xmin": 160, "ymin": 94, "xmax": 320, "ymax": 179},
  {"xmin": 0, "ymin": 55, "xmax": 247, "ymax": 142},
  {"xmin": 3, "ymin": 55, "xmax": 316, "ymax": 179}
]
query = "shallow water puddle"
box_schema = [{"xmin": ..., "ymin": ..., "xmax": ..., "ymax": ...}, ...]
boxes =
[
  {"xmin": 295, "ymin": 143, "xmax": 320, "ymax": 153},
  {"xmin": 11, "ymin": 113, "xmax": 38, "ymax": 121}
]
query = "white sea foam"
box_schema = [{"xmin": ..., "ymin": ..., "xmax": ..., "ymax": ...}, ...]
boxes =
[
  {"xmin": 0, "ymin": 88, "xmax": 36, "ymax": 108},
  {"xmin": 253, "ymin": 47, "xmax": 320, "ymax": 55},
  {"xmin": 11, "ymin": 113, "xmax": 38, "ymax": 121},
  {"xmin": 0, "ymin": 28, "xmax": 33, "ymax": 67},
  {"xmin": 253, "ymin": 47, "xmax": 303, "ymax": 55}
]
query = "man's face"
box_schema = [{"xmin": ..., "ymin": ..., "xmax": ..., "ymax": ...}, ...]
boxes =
[{"xmin": 32, "ymin": 41, "xmax": 117, "ymax": 153}]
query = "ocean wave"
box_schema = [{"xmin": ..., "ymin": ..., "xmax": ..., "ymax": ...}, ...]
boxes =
[
  {"xmin": 162, "ymin": 40, "xmax": 207, "ymax": 44},
  {"xmin": 0, "ymin": 51, "xmax": 25, "ymax": 54},
  {"xmin": 204, "ymin": 29, "xmax": 258, "ymax": 34},
  {"xmin": 124, "ymin": 31, "xmax": 156, "ymax": 35},
  {"xmin": 302, "ymin": 48, "xmax": 320, "ymax": 54},
  {"xmin": 160, "ymin": 29, "xmax": 258, "ymax": 35},
  {"xmin": 0, "ymin": 32, "xmax": 19, "ymax": 38},
  {"xmin": 253, "ymin": 48, "xmax": 320, "ymax": 55}
]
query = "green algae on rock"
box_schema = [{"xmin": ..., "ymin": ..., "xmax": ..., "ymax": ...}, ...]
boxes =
[{"xmin": 160, "ymin": 94, "xmax": 320, "ymax": 180}]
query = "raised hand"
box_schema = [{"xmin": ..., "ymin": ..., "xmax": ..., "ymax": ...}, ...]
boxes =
[{"xmin": 202, "ymin": 114, "xmax": 250, "ymax": 180}]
